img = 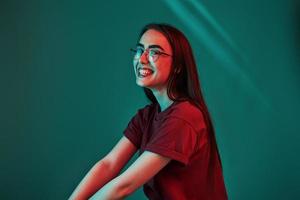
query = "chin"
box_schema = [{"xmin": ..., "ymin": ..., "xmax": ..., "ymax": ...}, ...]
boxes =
[
  {"xmin": 136, "ymin": 81, "xmax": 148, "ymax": 87},
  {"xmin": 136, "ymin": 79, "xmax": 153, "ymax": 89}
]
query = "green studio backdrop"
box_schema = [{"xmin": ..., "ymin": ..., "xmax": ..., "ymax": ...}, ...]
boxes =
[{"xmin": 1, "ymin": 0, "xmax": 299, "ymax": 199}]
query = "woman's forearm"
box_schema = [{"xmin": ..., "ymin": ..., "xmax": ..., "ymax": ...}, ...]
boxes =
[
  {"xmin": 69, "ymin": 159, "xmax": 119, "ymax": 200},
  {"xmin": 88, "ymin": 175, "xmax": 131, "ymax": 200}
]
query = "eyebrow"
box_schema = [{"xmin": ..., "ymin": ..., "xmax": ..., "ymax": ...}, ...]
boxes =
[{"xmin": 137, "ymin": 43, "xmax": 165, "ymax": 51}]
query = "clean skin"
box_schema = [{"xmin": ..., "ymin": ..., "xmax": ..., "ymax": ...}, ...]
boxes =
[{"xmin": 134, "ymin": 29, "xmax": 174, "ymax": 112}]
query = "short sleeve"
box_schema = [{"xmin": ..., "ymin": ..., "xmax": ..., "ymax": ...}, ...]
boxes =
[
  {"xmin": 123, "ymin": 109, "xmax": 143, "ymax": 149},
  {"xmin": 144, "ymin": 117, "xmax": 198, "ymax": 166}
]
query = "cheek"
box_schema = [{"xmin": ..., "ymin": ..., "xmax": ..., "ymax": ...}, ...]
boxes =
[
  {"xmin": 133, "ymin": 60, "xmax": 139, "ymax": 73},
  {"xmin": 161, "ymin": 61, "xmax": 172, "ymax": 77},
  {"xmin": 156, "ymin": 65, "xmax": 172, "ymax": 80},
  {"xmin": 133, "ymin": 60, "xmax": 137, "ymax": 67}
]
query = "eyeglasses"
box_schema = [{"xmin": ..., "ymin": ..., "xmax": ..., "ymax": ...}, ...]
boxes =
[{"xmin": 130, "ymin": 47, "xmax": 172, "ymax": 63}]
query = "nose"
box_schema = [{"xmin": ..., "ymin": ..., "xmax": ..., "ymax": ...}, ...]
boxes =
[{"xmin": 139, "ymin": 50, "xmax": 149, "ymax": 64}]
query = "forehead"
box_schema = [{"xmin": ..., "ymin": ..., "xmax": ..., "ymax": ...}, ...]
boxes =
[{"xmin": 139, "ymin": 29, "xmax": 172, "ymax": 52}]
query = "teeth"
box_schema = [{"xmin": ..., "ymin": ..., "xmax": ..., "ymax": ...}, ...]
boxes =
[{"xmin": 138, "ymin": 68, "xmax": 153, "ymax": 76}]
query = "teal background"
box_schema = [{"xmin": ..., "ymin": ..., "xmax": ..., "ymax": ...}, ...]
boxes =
[{"xmin": 1, "ymin": 0, "xmax": 299, "ymax": 199}]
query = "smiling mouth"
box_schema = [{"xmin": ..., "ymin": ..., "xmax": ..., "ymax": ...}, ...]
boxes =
[{"xmin": 137, "ymin": 68, "xmax": 154, "ymax": 78}]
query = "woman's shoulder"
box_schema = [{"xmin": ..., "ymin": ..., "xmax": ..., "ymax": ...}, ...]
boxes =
[
  {"xmin": 135, "ymin": 103, "xmax": 156, "ymax": 117},
  {"xmin": 171, "ymin": 100, "xmax": 202, "ymax": 116},
  {"xmin": 169, "ymin": 100, "xmax": 206, "ymax": 131},
  {"xmin": 138, "ymin": 102, "xmax": 156, "ymax": 112}
]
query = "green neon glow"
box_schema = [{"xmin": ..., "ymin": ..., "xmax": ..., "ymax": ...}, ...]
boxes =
[{"xmin": 162, "ymin": 0, "xmax": 271, "ymax": 110}]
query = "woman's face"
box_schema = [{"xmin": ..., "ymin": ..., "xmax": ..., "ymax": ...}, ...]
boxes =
[{"xmin": 133, "ymin": 29, "xmax": 173, "ymax": 92}]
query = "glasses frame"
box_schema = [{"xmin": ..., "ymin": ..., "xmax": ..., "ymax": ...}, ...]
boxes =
[{"xmin": 130, "ymin": 47, "xmax": 172, "ymax": 63}]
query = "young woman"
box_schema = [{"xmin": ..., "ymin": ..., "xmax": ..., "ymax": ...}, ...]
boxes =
[{"xmin": 69, "ymin": 23, "xmax": 228, "ymax": 200}]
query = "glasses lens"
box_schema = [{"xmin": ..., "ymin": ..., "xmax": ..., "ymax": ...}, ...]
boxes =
[
  {"xmin": 131, "ymin": 48, "xmax": 161, "ymax": 63},
  {"xmin": 130, "ymin": 49, "xmax": 137, "ymax": 59},
  {"xmin": 135, "ymin": 48, "xmax": 144, "ymax": 60},
  {"xmin": 149, "ymin": 50, "xmax": 159, "ymax": 62}
]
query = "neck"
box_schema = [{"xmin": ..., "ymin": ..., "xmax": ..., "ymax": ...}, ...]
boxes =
[{"xmin": 151, "ymin": 88, "xmax": 174, "ymax": 112}]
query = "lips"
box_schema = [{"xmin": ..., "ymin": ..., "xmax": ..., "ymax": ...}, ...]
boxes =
[{"xmin": 137, "ymin": 67, "xmax": 154, "ymax": 77}]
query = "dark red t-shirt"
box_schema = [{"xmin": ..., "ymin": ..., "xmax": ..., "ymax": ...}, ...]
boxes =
[{"xmin": 123, "ymin": 100, "xmax": 228, "ymax": 200}]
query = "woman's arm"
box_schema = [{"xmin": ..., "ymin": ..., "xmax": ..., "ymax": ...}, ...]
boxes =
[
  {"xmin": 89, "ymin": 151, "xmax": 171, "ymax": 199},
  {"xmin": 69, "ymin": 136, "xmax": 138, "ymax": 200},
  {"xmin": 69, "ymin": 159, "xmax": 117, "ymax": 200}
]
